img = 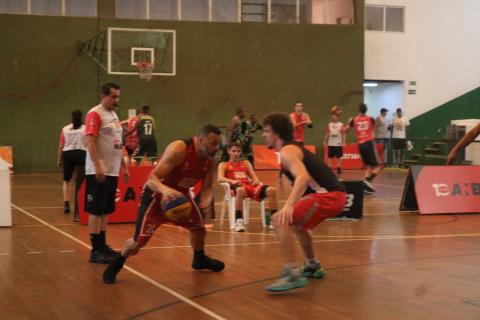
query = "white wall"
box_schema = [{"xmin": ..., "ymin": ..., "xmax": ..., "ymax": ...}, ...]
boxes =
[
  {"xmin": 364, "ymin": 82, "xmax": 404, "ymax": 118},
  {"xmin": 365, "ymin": 0, "xmax": 480, "ymax": 119}
]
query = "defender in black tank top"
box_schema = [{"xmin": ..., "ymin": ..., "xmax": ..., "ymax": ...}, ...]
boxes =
[
  {"xmin": 281, "ymin": 142, "xmax": 344, "ymax": 195},
  {"xmin": 262, "ymin": 112, "xmax": 346, "ymax": 293}
]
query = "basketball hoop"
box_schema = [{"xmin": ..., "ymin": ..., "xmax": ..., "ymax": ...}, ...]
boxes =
[{"xmin": 136, "ymin": 61, "xmax": 155, "ymax": 81}]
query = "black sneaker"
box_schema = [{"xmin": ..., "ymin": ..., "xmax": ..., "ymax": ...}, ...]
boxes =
[
  {"xmin": 90, "ymin": 250, "xmax": 113, "ymax": 264},
  {"xmin": 192, "ymin": 255, "xmax": 225, "ymax": 272},
  {"xmin": 363, "ymin": 180, "xmax": 376, "ymax": 194},
  {"xmin": 64, "ymin": 202, "xmax": 70, "ymax": 214},
  {"xmin": 337, "ymin": 167, "xmax": 342, "ymax": 174},
  {"xmin": 103, "ymin": 255, "xmax": 127, "ymax": 284},
  {"xmin": 103, "ymin": 245, "xmax": 120, "ymax": 258}
]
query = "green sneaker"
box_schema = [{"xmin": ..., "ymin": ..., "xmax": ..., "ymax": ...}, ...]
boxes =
[
  {"xmin": 302, "ymin": 263, "xmax": 325, "ymax": 279},
  {"xmin": 265, "ymin": 275, "xmax": 307, "ymax": 292}
]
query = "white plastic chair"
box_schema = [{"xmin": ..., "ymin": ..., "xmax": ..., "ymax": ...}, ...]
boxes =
[{"xmin": 219, "ymin": 182, "xmax": 266, "ymax": 229}]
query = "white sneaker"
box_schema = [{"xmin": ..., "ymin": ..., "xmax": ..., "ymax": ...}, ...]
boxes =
[
  {"xmin": 363, "ymin": 180, "xmax": 376, "ymax": 194},
  {"xmin": 234, "ymin": 219, "xmax": 245, "ymax": 232},
  {"xmin": 268, "ymin": 224, "xmax": 275, "ymax": 230}
]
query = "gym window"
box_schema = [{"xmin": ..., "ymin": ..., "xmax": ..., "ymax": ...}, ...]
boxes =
[{"xmin": 365, "ymin": 5, "xmax": 404, "ymax": 32}]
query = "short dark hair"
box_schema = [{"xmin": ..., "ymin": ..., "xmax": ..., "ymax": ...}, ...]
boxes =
[
  {"xmin": 71, "ymin": 110, "xmax": 83, "ymax": 130},
  {"xmin": 262, "ymin": 112, "xmax": 293, "ymax": 142},
  {"xmin": 228, "ymin": 142, "xmax": 242, "ymax": 149},
  {"xmin": 101, "ymin": 83, "xmax": 120, "ymax": 96},
  {"xmin": 198, "ymin": 124, "xmax": 221, "ymax": 137},
  {"xmin": 142, "ymin": 105, "xmax": 150, "ymax": 114},
  {"xmin": 358, "ymin": 103, "xmax": 368, "ymax": 114},
  {"xmin": 236, "ymin": 107, "xmax": 245, "ymax": 114}
]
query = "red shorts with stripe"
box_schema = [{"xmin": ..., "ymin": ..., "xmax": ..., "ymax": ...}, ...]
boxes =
[
  {"xmin": 134, "ymin": 187, "xmax": 204, "ymax": 246},
  {"xmin": 292, "ymin": 191, "xmax": 346, "ymax": 230},
  {"xmin": 231, "ymin": 183, "xmax": 268, "ymax": 202}
]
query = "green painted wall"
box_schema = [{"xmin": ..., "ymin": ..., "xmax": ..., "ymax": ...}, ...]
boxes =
[
  {"xmin": 410, "ymin": 87, "xmax": 480, "ymax": 139},
  {"xmin": 0, "ymin": 1, "xmax": 364, "ymax": 172}
]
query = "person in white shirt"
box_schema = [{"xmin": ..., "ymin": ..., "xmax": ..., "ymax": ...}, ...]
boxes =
[
  {"xmin": 375, "ymin": 108, "xmax": 390, "ymax": 164},
  {"xmin": 323, "ymin": 111, "xmax": 345, "ymax": 174},
  {"xmin": 391, "ymin": 108, "xmax": 410, "ymax": 166},
  {"xmin": 57, "ymin": 110, "xmax": 86, "ymax": 214},
  {"xmin": 84, "ymin": 83, "xmax": 130, "ymax": 264}
]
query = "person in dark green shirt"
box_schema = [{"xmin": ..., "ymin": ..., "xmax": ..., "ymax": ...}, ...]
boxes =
[
  {"xmin": 241, "ymin": 114, "xmax": 263, "ymax": 165},
  {"xmin": 136, "ymin": 105, "xmax": 158, "ymax": 158}
]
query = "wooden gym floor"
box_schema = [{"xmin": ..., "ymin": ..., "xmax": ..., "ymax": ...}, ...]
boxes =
[{"xmin": 3, "ymin": 169, "xmax": 480, "ymax": 320}]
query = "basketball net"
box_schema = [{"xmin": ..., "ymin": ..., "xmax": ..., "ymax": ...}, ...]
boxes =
[{"xmin": 136, "ymin": 61, "xmax": 155, "ymax": 82}]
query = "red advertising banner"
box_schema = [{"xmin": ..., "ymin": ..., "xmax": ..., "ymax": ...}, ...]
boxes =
[
  {"xmin": 323, "ymin": 143, "xmax": 384, "ymax": 170},
  {"xmin": 78, "ymin": 166, "xmax": 154, "ymax": 224},
  {"xmin": 253, "ymin": 144, "xmax": 316, "ymax": 170},
  {"xmin": 400, "ymin": 165, "xmax": 480, "ymax": 214}
]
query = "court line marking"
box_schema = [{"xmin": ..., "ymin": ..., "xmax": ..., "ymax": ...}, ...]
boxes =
[
  {"xmin": 12, "ymin": 185, "xmax": 59, "ymax": 188},
  {"xmin": 370, "ymin": 183, "xmax": 404, "ymax": 189},
  {"xmin": 139, "ymin": 232, "xmax": 480, "ymax": 251},
  {"xmin": 11, "ymin": 203, "xmax": 226, "ymax": 320}
]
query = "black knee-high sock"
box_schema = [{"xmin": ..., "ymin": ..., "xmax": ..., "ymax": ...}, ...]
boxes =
[
  {"xmin": 235, "ymin": 210, "xmax": 243, "ymax": 220},
  {"xmin": 90, "ymin": 234, "xmax": 101, "ymax": 252}
]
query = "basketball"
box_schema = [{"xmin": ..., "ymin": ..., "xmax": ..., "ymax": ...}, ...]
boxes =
[
  {"xmin": 163, "ymin": 196, "xmax": 192, "ymax": 222},
  {"xmin": 331, "ymin": 105, "xmax": 342, "ymax": 116}
]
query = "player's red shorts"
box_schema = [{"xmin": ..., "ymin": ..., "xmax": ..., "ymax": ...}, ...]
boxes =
[
  {"xmin": 134, "ymin": 187, "xmax": 204, "ymax": 246},
  {"xmin": 231, "ymin": 182, "xmax": 268, "ymax": 202},
  {"xmin": 292, "ymin": 191, "xmax": 346, "ymax": 230}
]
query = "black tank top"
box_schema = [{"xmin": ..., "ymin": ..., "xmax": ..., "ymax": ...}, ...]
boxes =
[{"xmin": 281, "ymin": 142, "xmax": 344, "ymax": 195}]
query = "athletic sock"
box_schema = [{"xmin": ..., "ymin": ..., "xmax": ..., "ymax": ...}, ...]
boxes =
[
  {"xmin": 89, "ymin": 233, "xmax": 101, "ymax": 252},
  {"xmin": 194, "ymin": 249, "xmax": 205, "ymax": 260},
  {"xmin": 235, "ymin": 210, "xmax": 243, "ymax": 220}
]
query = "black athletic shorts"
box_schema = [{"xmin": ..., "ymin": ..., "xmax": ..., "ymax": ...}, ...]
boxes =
[
  {"xmin": 392, "ymin": 138, "xmax": 407, "ymax": 150},
  {"xmin": 85, "ymin": 175, "xmax": 118, "ymax": 216},
  {"xmin": 125, "ymin": 146, "xmax": 136, "ymax": 156},
  {"xmin": 359, "ymin": 140, "xmax": 379, "ymax": 167},
  {"xmin": 138, "ymin": 139, "xmax": 158, "ymax": 158},
  {"xmin": 328, "ymin": 146, "xmax": 343, "ymax": 159},
  {"xmin": 62, "ymin": 150, "xmax": 86, "ymax": 181}
]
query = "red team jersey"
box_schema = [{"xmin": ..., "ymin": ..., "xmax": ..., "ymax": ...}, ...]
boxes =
[
  {"xmin": 352, "ymin": 115, "xmax": 375, "ymax": 144},
  {"xmin": 291, "ymin": 112, "xmax": 306, "ymax": 143},
  {"xmin": 224, "ymin": 160, "xmax": 250, "ymax": 184},
  {"xmin": 134, "ymin": 137, "xmax": 212, "ymax": 244},
  {"xmin": 161, "ymin": 137, "xmax": 212, "ymax": 194},
  {"xmin": 224, "ymin": 160, "xmax": 267, "ymax": 202},
  {"xmin": 125, "ymin": 116, "xmax": 139, "ymax": 150}
]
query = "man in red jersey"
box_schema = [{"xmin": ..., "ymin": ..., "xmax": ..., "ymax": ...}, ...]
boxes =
[
  {"xmin": 123, "ymin": 109, "xmax": 141, "ymax": 166},
  {"xmin": 342, "ymin": 103, "xmax": 381, "ymax": 193},
  {"xmin": 217, "ymin": 143, "xmax": 277, "ymax": 232},
  {"xmin": 103, "ymin": 125, "xmax": 225, "ymax": 284},
  {"xmin": 289, "ymin": 102, "xmax": 313, "ymax": 145}
]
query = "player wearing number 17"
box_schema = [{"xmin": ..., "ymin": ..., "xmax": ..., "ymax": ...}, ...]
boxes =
[{"xmin": 136, "ymin": 105, "xmax": 158, "ymax": 158}]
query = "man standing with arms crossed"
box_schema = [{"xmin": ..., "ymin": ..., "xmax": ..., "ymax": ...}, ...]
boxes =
[
  {"xmin": 85, "ymin": 83, "xmax": 130, "ymax": 264},
  {"xmin": 290, "ymin": 102, "xmax": 313, "ymax": 145}
]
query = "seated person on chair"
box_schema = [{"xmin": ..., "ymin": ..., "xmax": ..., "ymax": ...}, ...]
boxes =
[{"xmin": 217, "ymin": 143, "xmax": 277, "ymax": 232}]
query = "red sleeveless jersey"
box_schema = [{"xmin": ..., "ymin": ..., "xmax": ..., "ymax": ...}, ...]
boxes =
[
  {"xmin": 352, "ymin": 115, "xmax": 375, "ymax": 144},
  {"xmin": 161, "ymin": 137, "xmax": 212, "ymax": 194},
  {"xmin": 291, "ymin": 112, "xmax": 306, "ymax": 143},
  {"xmin": 224, "ymin": 160, "xmax": 250, "ymax": 184}
]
